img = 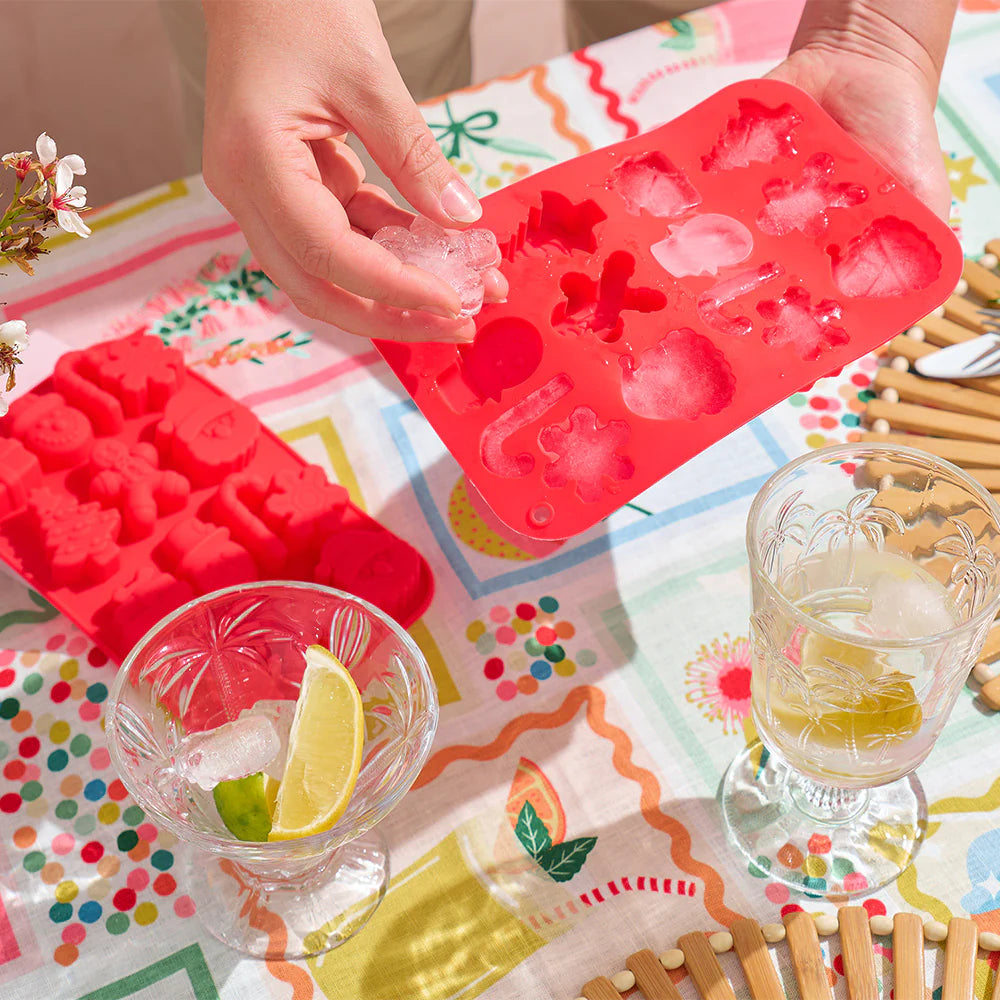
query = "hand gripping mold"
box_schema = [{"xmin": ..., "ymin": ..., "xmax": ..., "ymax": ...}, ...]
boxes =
[{"xmin": 375, "ymin": 79, "xmax": 962, "ymax": 541}]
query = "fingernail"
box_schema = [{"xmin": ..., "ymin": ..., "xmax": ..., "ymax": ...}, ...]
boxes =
[
  {"xmin": 422, "ymin": 304, "xmax": 460, "ymax": 320},
  {"xmin": 440, "ymin": 178, "xmax": 482, "ymax": 223}
]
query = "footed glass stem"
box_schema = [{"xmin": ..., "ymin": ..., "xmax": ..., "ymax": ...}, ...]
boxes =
[
  {"xmin": 181, "ymin": 830, "xmax": 389, "ymax": 959},
  {"xmin": 721, "ymin": 742, "xmax": 927, "ymax": 898}
]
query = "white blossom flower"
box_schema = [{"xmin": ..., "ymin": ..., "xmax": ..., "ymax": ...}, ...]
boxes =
[
  {"xmin": 0, "ymin": 321, "xmax": 28, "ymax": 350},
  {"xmin": 35, "ymin": 132, "xmax": 58, "ymax": 168},
  {"xmin": 35, "ymin": 132, "xmax": 86, "ymax": 180},
  {"xmin": 48, "ymin": 167, "xmax": 91, "ymax": 238},
  {"xmin": 1, "ymin": 150, "xmax": 34, "ymax": 180}
]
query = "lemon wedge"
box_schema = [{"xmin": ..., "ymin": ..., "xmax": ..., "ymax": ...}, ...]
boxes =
[{"xmin": 267, "ymin": 644, "xmax": 364, "ymax": 842}]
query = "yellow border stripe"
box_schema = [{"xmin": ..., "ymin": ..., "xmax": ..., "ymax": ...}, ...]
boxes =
[{"xmin": 408, "ymin": 619, "xmax": 461, "ymax": 707}]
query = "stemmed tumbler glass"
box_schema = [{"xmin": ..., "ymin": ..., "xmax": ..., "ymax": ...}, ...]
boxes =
[
  {"xmin": 106, "ymin": 581, "xmax": 438, "ymax": 959},
  {"xmin": 722, "ymin": 443, "xmax": 1000, "ymax": 896}
]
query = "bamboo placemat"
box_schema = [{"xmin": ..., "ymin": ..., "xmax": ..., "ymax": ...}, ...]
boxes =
[
  {"xmin": 860, "ymin": 242, "xmax": 1000, "ymax": 712},
  {"xmin": 574, "ymin": 910, "xmax": 1000, "ymax": 1000}
]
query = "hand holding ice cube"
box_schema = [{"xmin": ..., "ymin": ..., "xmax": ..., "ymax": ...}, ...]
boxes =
[
  {"xmin": 201, "ymin": 0, "xmax": 500, "ymax": 343},
  {"xmin": 374, "ymin": 218, "xmax": 504, "ymax": 318}
]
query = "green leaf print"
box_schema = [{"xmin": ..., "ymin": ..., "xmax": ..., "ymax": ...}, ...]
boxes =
[
  {"xmin": 534, "ymin": 836, "xmax": 597, "ymax": 882},
  {"xmin": 660, "ymin": 17, "xmax": 696, "ymax": 49},
  {"xmin": 514, "ymin": 801, "xmax": 553, "ymax": 858}
]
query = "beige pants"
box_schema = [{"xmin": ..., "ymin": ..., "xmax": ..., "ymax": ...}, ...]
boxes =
[{"xmin": 159, "ymin": 0, "xmax": 703, "ymax": 141}]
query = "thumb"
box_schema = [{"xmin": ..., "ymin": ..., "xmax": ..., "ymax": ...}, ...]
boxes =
[{"xmin": 347, "ymin": 65, "xmax": 482, "ymax": 226}]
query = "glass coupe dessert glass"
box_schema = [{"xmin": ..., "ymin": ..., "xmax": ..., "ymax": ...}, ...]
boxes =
[
  {"xmin": 721, "ymin": 443, "xmax": 1000, "ymax": 897},
  {"xmin": 106, "ymin": 581, "xmax": 438, "ymax": 959}
]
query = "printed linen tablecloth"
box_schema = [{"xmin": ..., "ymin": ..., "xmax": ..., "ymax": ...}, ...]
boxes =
[{"xmin": 3, "ymin": 1, "xmax": 1000, "ymax": 997}]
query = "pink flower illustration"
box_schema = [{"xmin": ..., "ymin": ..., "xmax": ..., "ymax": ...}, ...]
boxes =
[{"xmin": 685, "ymin": 633, "xmax": 752, "ymax": 734}]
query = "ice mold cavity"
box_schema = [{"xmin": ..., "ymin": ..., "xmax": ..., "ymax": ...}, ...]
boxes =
[
  {"xmin": 0, "ymin": 332, "xmax": 433, "ymax": 661},
  {"xmin": 376, "ymin": 79, "xmax": 963, "ymax": 540}
]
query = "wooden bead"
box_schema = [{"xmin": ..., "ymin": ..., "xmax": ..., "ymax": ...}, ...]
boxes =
[
  {"xmin": 872, "ymin": 418, "xmax": 891, "ymax": 434},
  {"xmin": 890, "ymin": 356, "xmax": 910, "ymax": 371},
  {"xmin": 610, "ymin": 970, "xmax": 636, "ymax": 992},
  {"xmin": 924, "ymin": 920, "xmax": 949, "ymax": 942},
  {"xmin": 878, "ymin": 474, "xmax": 895, "ymax": 491},
  {"xmin": 982, "ymin": 675, "xmax": 1000, "ymax": 711},
  {"xmin": 979, "ymin": 931, "xmax": 1000, "ymax": 951},
  {"xmin": 973, "ymin": 661, "xmax": 999, "ymax": 685},
  {"xmin": 869, "ymin": 915, "xmax": 894, "ymax": 937},
  {"xmin": 814, "ymin": 913, "xmax": 840, "ymax": 936},
  {"xmin": 659, "ymin": 949, "xmax": 685, "ymax": 970},
  {"xmin": 931, "ymin": 305, "xmax": 946, "ymax": 317},
  {"xmin": 879, "ymin": 387, "xmax": 900, "ymax": 404},
  {"xmin": 906, "ymin": 325, "xmax": 926, "ymax": 342},
  {"xmin": 761, "ymin": 923, "xmax": 786, "ymax": 943},
  {"xmin": 980, "ymin": 252, "xmax": 999, "ymax": 270},
  {"xmin": 954, "ymin": 278, "xmax": 969, "ymax": 297},
  {"xmin": 709, "ymin": 932, "xmax": 734, "ymax": 953}
]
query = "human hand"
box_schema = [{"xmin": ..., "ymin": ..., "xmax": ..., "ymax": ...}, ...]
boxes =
[
  {"xmin": 767, "ymin": 0, "xmax": 959, "ymax": 220},
  {"xmin": 201, "ymin": 0, "xmax": 506, "ymax": 342}
]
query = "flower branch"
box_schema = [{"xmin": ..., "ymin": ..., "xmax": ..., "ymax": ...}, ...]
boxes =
[{"xmin": 1, "ymin": 132, "xmax": 92, "ymax": 413}]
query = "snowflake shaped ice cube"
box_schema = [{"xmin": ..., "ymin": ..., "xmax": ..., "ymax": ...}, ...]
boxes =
[{"xmin": 373, "ymin": 217, "xmax": 501, "ymax": 317}]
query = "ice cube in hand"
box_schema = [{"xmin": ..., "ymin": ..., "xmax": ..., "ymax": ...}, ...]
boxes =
[
  {"xmin": 238, "ymin": 699, "xmax": 295, "ymax": 781},
  {"xmin": 374, "ymin": 217, "xmax": 499, "ymax": 318},
  {"xmin": 865, "ymin": 573, "xmax": 958, "ymax": 640},
  {"xmin": 174, "ymin": 715, "xmax": 280, "ymax": 790}
]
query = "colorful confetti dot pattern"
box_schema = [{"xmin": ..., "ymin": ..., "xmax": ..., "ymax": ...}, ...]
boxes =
[
  {"xmin": 0, "ymin": 641, "xmax": 195, "ymax": 969},
  {"xmin": 465, "ymin": 596, "xmax": 597, "ymax": 700}
]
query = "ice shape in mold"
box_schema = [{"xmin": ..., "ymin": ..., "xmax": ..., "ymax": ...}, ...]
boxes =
[
  {"xmin": 89, "ymin": 440, "xmax": 190, "ymax": 542},
  {"xmin": 552, "ymin": 251, "xmax": 666, "ymax": 341},
  {"xmin": 459, "ymin": 317, "xmax": 544, "ymax": 404},
  {"xmin": 29, "ymin": 486, "xmax": 122, "ymax": 588},
  {"xmin": 757, "ymin": 153, "xmax": 868, "ymax": 237},
  {"xmin": 830, "ymin": 216, "xmax": 942, "ymax": 297},
  {"xmin": 314, "ymin": 525, "xmax": 428, "ymax": 623},
  {"xmin": 757, "ymin": 287, "xmax": 849, "ymax": 360},
  {"xmin": 539, "ymin": 407, "xmax": 634, "ymax": 503},
  {"xmin": 0, "ymin": 438, "xmax": 42, "ymax": 518},
  {"xmin": 373, "ymin": 217, "xmax": 500, "ymax": 317},
  {"xmin": 651, "ymin": 213, "xmax": 754, "ymax": 277},
  {"xmin": 697, "ymin": 261, "xmax": 785, "ymax": 336},
  {"xmin": 5, "ymin": 392, "xmax": 94, "ymax": 471},
  {"xmin": 500, "ymin": 191, "xmax": 607, "ymax": 259},
  {"xmin": 480, "ymin": 373, "xmax": 574, "ymax": 478},
  {"xmin": 609, "ymin": 152, "xmax": 702, "ymax": 217},
  {"xmin": 702, "ymin": 98, "xmax": 803, "ymax": 172},
  {"xmin": 156, "ymin": 393, "xmax": 261, "ymax": 488},
  {"xmin": 159, "ymin": 517, "xmax": 257, "ymax": 595},
  {"xmin": 620, "ymin": 329, "xmax": 736, "ymax": 421}
]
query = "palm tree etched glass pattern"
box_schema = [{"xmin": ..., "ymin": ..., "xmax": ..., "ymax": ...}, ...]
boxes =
[
  {"xmin": 723, "ymin": 444, "xmax": 1000, "ymax": 898},
  {"xmin": 106, "ymin": 581, "xmax": 438, "ymax": 960}
]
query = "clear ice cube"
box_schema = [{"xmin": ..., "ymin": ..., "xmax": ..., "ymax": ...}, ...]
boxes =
[
  {"xmin": 174, "ymin": 714, "xmax": 280, "ymax": 790},
  {"xmin": 864, "ymin": 573, "xmax": 958, "ymax": 640},
  {"xmin": 374, "ymin": 217, "xmax": 499, "ymax": 317},
  {"xmin": 238, "ymin": 699, "xmax": 296, "ymax": 781}
]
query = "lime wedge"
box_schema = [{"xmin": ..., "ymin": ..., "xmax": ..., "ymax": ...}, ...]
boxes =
[{"xmin": 213, "ymin": 772, "xmax": 274, "ymax": 842}]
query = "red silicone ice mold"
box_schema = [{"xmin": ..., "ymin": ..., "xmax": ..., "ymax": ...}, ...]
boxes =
[
  {"xmin": 0, "ymin": 332, "xmax": 433, "ymax": 661},
  {"xmin": 377, "ymin": 79, "xmax": 963, "ymax": 540}
]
